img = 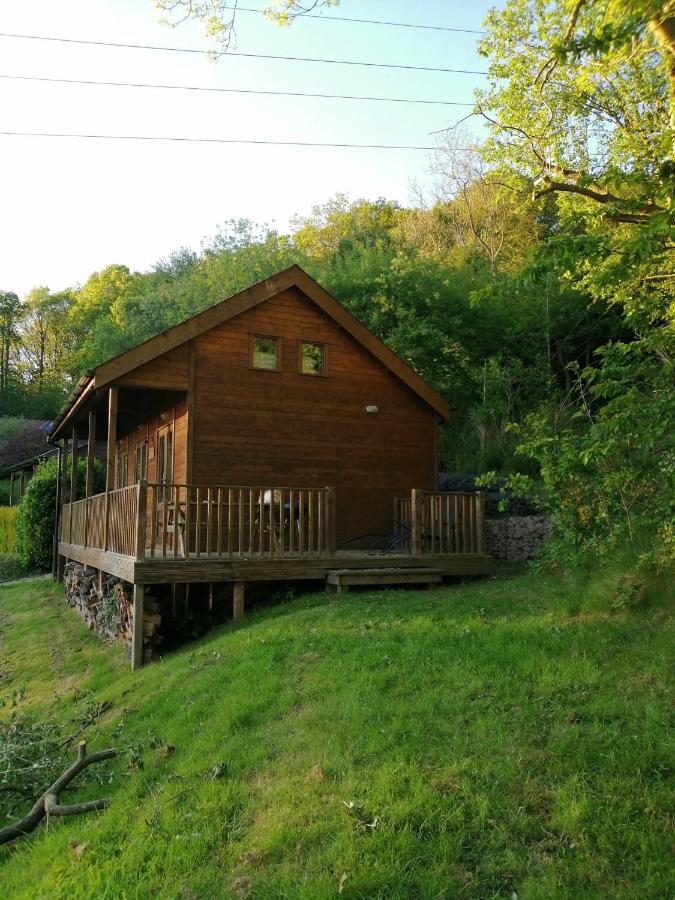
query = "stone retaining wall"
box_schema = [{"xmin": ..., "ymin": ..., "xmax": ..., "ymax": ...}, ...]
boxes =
[{"xmin": 485, "ymin": 515, "xmax": 550, "ymax": 562}]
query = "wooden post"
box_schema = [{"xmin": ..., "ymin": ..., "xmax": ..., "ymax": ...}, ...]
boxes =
[
  {"xmin": 85, "ymin": 406, "xmax": 96, "ymax": 498},
  {"xmin": 131, "ymin": 584, "xmax": 144, "ymax": 671},
  {"xmin": 105, "ymin": 386, "xmax": 118, "ymax": 493},
  {"xmin": 9, "ymin": 471, "xmax": 13, "ymax": 506},
  {"xmin": 60, "ymin": 438, "xmax": 69, "ymax": 506},
  {"xmin": 135, "ymin": 480, "xmax": 147, "ymax": 561},
  {"xmin": 19, "ymin": 469, "xmax": 25, "ymax": 502},
  {"xmin": 411, "ymin": 489, "xmax": 424, "ymax": 556},
  {"xmin": 104, "ymin": 387, "xmax": 117, "ymax": 552},
  {"xmin": 325, "ymin": 486, "xmax": 336, "ymax": 555},
  {"xmin": 70, "ymin": 424, "xmax": 80, "ymax": 504},
  {"xmin": 475, "ymin": 491, "xmax": 486, "ymax": 555},
  {"xmin": 233, "ymin": 581, "xmax": 245, "ymax": 621}
]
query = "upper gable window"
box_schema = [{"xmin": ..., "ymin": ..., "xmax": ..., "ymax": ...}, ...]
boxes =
[
  {"xmin": 251, "ymin": 334, "xmax": 279, "ymax": 371},
  {"xmin": 300, "ymin": 341, "xmax": 326, "ymax": 376}
]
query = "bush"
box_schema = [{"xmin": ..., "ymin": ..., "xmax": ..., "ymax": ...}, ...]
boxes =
[
  {"xmin": 0, "ymin": 506, "xmax": 17, "ymax": 555},
  {"xmin": 15, "ymin": 457, "xmax": 104, "ymax": 571}
]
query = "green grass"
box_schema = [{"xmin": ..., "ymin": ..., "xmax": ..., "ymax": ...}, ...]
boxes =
[{"xmin": 0, "ymin": 573, "xmax": 672, "ymax": 898}]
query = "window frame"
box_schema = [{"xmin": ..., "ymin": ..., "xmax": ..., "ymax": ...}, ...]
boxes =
[
  {"xmin": 116, "ymin": 450, "xmax": 128, "ymax": 489},
  {"xmin": 250, "ymin": 333, "xmax": 281, "ymax": 372},
  {"xmin": 134, "ymin": 438, "xmax": 148, "ymax": 483},
  {"xmin": 299, "ymin": 339, "xmax": 328, "ymax": 377}
]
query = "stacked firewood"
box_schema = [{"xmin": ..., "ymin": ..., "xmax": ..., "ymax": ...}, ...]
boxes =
[{"xmin": 63, "ymin": 563, "xmax": 164, "ymax": 661}]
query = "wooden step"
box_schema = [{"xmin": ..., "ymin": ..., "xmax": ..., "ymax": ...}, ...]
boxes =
[{"xmin": 326, "ymin": 567, "xmax": 443, "ymax": 591}]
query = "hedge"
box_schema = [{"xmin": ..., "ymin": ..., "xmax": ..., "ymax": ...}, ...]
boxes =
[{"xmin": 0, "ymin": 506, "xmax": 17, "ymax": 555}]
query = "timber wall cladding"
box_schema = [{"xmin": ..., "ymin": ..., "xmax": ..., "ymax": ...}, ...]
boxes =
[
  {"xmin": 115, "ymin": 395, "xmax": 188, "ymax": 487},
  {"xmin": 191, "ymin": 287, "xmax": 437, "ymax": 542}
]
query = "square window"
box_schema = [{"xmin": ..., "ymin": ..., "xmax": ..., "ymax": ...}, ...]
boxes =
[
  {"xmin": 252, "ymin": 335, "xmax": 279, "ymax": 370},
  {"xmin": 300, "ymin": 341, "xmax": 326, "ymax": 376}
]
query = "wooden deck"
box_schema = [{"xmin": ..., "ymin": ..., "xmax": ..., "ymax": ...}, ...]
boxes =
[
  {"xmin": 57, "ymin": 542, "xmax": 495, "ymax": 584},
  {"xmin": 58, "ymin": 482, "xmax": 495, "ymax": 585}
]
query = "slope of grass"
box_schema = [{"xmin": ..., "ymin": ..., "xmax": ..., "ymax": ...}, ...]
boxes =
[{"xmin": 0, "ymin": 574, "xmax": 672, "ymax": 899}]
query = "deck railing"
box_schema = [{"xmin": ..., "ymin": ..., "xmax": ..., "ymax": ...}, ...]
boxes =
[
  {"xmin": 395, "ymin": 490, "xmax": 486, "ymax": 556},
  {"xmin": 60, "ymin": 484, "xmax": 487, "ymax": 563},
  {"xmin": 60, "ymin": 482, "xmax": 336, "ymax": 561}
]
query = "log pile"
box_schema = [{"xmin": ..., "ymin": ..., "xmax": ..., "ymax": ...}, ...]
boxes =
[{"xmin": 63, "ymin": 563, "xmax": 164, "ymax": 661}]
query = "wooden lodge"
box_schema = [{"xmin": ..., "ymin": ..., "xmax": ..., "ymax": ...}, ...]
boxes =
[{"xmin": 51, "ymin": 265, "xmax": 494, "ymax": 667}]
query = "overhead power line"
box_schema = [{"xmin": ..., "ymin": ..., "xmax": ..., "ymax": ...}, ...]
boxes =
[
  {"xmin": 0, "ymin": 130, "xmax": 462, "ymax": 150},
  {"xmin": 0, "ymin": 33, "xmax": 488, "ymax": 75},
  {"xmin": 229, "ymin": 5, "xmax": 485, "ymax": 34},
  {"xmin": 0, "ymin": 73, "xmax": 475, "ymax": 107}
]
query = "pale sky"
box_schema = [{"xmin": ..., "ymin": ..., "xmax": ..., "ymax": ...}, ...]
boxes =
[{"xmin": 1, "ymin": 0, "xmax": 493, "ymax": 297}]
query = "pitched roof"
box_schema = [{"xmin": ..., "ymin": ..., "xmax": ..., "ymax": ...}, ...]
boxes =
[
  {"xmin": 51, "ymin": 265, "xmax": 449, "ymax": 437},
  {"xmin": 0, "ymin": 419, "xmax": 52, "ymax": 473}
]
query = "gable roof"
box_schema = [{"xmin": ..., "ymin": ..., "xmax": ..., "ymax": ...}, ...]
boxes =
[
  {"xmin": 51, "ymin": 265, "xmax": 449, "ymax": 437},
  {"xmin": 0, "ymin": 420, "xmax": 52, "ymax": 473}
]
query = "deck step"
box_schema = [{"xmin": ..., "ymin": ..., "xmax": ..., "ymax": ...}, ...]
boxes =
[{"xmin": 326, "ymin": 567, "xmax": 444, "ymax": 591}]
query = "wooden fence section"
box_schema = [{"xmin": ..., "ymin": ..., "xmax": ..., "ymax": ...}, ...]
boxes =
[
  {"xmin": 146, "ymin": 484, "xmax": 336, "ymax": 560},
  {"xmin": 393, "ymin": 495, "xmax": 412, "ymax": 552},
  {"xmin": 397, "ymin": 490, "xmax": 486, "ymax": 556},
  {"xmin": 61, "ymin": 482, "xmax": 336, "ymax": 562},
  {"xmin": 106, "ymin": 485, "xmax": 140, "ymax": 556}
]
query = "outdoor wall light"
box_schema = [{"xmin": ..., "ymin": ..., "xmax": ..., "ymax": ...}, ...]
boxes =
[{"xmin": 366, "ymin": 405, "xmax": 379, "ymax": 414}]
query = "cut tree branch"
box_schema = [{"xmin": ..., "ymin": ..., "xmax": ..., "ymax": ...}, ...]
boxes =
[{"xmin": 0, "ymin": 740, "xmax": 116, "ymax": 846}]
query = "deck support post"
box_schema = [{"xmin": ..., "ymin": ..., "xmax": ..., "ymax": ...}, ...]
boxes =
[
  {"xmin": 19, "ymin": 469, "xmax": 25, "ymax": 502},
  {"xmin": 105, "ymin": 386, "xmax": 118, "ymax": 493},
  {"xmin": 104, "ymin": 386, "xmax": 118, "ymax": 552},
  {"xmin": 233, "ymin": 581, "xmax": 245, "ymax": 621},
  {"xmin": 135, "ymin": 480, "xmax": 147, "ymax": 561},
  {"xmin": 131, "ymin": 584, "xmax": 144, "ymax": 671},
  {"xmin": 70, "ymin": 424, "xmax": 80, "ymax": 504},
  {"xmin": 411, "ymin": 489, "xmax": 424, "ymax": 556},
  {"xmin": 85, "ymin": 407, "xmax": 96, "ymax": 498},
  {"xmin": 9, "ymin": 471, "xmax": 13, "ymax": 507},
  {"xmin": 324, "ymin": 486, "xmax": 336, "ymax": 555}
]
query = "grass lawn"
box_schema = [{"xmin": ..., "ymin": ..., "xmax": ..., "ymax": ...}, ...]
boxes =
[{"xmin": 0, "ymin": 573, "xmax": 672, "ymax": 898}]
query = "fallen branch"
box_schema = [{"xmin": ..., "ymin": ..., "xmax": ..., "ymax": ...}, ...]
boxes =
[{"xmin": 0, "ymin": 740, "xmax": 116, "ymax": 846}]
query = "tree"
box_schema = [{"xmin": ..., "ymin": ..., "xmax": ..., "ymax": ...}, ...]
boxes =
[
  {"xmin": 153, "ymin": 0, "xmax": 338, "ymax": 50},
  {"xmin": 19, "ymin": 287, "xmax": 74, "ymax": 388},
  {"xmin": 476, "ymin": 0, "xmax": 672, "ymax": 227},
  {"xmin": 0, "ymin": 291, "xmax": 21, "ymax": 390}
]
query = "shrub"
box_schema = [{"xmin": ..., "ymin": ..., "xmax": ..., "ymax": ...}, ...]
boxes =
[
  {"xmin": 15, "ymin": 457, "xmax": 104, "ymax": 571},
  {"xmin": 0, "ymin": 506, "xmax": 17, "ymax": 555}
]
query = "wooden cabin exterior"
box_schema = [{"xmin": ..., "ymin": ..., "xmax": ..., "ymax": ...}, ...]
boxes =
[{"xmin": 51, "ymin": 266, "xmax": 493, "ymax": 668}]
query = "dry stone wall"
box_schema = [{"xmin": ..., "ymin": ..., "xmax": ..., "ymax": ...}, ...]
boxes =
[{"xmin": 485, "ymin": 516, "xmax": 550, "ymax": 562}]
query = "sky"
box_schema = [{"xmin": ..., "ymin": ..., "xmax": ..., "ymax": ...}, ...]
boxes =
[{"xmin": 1, "ymin": 0, "xmax": 495, "ymax": 297}]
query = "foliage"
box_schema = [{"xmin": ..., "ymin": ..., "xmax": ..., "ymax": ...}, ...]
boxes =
[
  {"xmin": 15, "ymin": 457, "xmax": 104, "ymax": 572},
  {"xmin": 0, "ymin": 575, "xmax": 672, "ymax": 894},
  {"xmin": 0, "ymin": 506, "xmax": 17, "ymax": 556},
  {"xmin": 514, "ymin": 339, "xmax": 675, "ymax": 565},
  {"xmin": 153, "ymin": 0, "xmax": 339, "ymax": 51},
  {"xmin": 0, "ymin": 710, "xmax": 65, "ymax": 819}
]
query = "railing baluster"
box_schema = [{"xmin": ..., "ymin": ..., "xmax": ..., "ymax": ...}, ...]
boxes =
[
  {"xmin": 206, "ymin": 488, "xmax": 213, "ymax": 558},
  {"xmin": 161, "ymin": 488, "xmax": 169, "ymax": 558},
  {"xmin": 216, "ymin": 487, "xmax": 223, "ymax": 558},
  {"xmin": 249, "ymin": 489, "xmax": 254, "ymax": 557},
  {"xmin": 238, "ymin": 488, "xmax": 244, "ymax": 559},
  {"xmin": 227, "ymin": 488, "xmax": 233, "ymax": 558},
  {"xmin": 184, "ymin": 486, "xmax": 192, "ymax": 558}
]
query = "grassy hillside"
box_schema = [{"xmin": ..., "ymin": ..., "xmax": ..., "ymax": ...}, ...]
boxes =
[{"xmin": 0, "ymin": 574, "xmax": 672, "ymax": 898}]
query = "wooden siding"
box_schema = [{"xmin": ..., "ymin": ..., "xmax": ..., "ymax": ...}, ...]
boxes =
[
  {"xmin": 190, "ymin": 287, "xmax": 437, "ymax": 543},
  {"xmin": 105, "ymin": 344, "xmax": 189, "ymax": 390},
  {"xmin": 115, "ymin": 395, "xmax": 188, "ymax": 488}
]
